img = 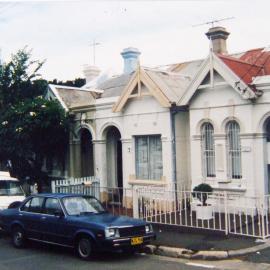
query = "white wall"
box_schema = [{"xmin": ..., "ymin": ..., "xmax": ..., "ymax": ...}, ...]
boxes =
[
  {"xmin": 72, "ymin": 93, "xmax": 174, "ymax": 189},
  {"xmin": 175, "ymin": 111, "xmax": 191, "ymax": 189},
  {"xmin": 189, "ymin": 80, "xmax": 270, "ymax": 197}
]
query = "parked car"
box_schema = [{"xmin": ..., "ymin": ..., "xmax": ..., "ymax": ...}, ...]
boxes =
[
  {"xmin": 0, "ymin": 193, "xmax": 156, "ymax": 259},
  {"xmin": 0, "ymin": 171, "xmax": 25, "ymax": 210}
]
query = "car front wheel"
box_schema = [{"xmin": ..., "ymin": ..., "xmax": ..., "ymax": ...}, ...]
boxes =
[
  {"xmin": 12, "ymin": 226, "xmax": 26, "ymax": 248},
  {"xmin": 76, "ymin": 236, "xmax": 94, "ymax": 260}
]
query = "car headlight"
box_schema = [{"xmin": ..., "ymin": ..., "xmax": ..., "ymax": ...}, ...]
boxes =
[
  {"xmin": 145, "ymin": 224, "xmax": 153, "ymax": 233},
  {"xmin": 105, "ymin": 228, "xmax": 120, "ymax": 238}
]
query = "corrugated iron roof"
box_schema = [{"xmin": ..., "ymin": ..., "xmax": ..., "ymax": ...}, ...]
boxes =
[
  {"xmin": 56, "ymin": 87, "xmax": 96, "ymax": 108},
  {"xmin": 217, "ymin": 48, "xmax": 270, "ymax": 84},
  {"xmin": 144, "ymin": 68, "xmax": 192, "ymax": 103},
  {"xmin": 97, "ymin": 73, "xmax": 133, "ymax": 98}
]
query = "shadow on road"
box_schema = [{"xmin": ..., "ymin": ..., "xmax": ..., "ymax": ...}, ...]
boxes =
[{"xmin": 0, "ymin": 232, "xmax": 141, "ymax": 262}]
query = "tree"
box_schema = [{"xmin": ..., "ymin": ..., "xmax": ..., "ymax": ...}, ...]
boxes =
[
  {"xmin": 0, "ymin": 48, "xmax": 69, "ymax": 192},
  {"xmin": 49, "ymin": 78, "xmax": 86, "ymax": 87},
  {"xmin": 0, "ymin": 47, "xmax": 46, "ymax": 106}
]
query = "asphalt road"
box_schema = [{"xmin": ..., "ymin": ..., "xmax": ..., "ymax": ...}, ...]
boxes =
[
  {"xmin": 0, "ymin": 234, "xmax": 269, "ymax": 270},
  {"xmin": 0, "ymin": 235, "xmax": 209, "ymax": 270}
]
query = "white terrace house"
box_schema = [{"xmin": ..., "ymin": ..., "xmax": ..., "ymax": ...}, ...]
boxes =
[{"xmin": 47, "ymin": 26, "xmax": 270, "ymax": 202}]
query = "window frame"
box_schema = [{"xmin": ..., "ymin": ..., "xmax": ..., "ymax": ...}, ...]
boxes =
[
  {"xmin": 201, "ymin": 122, "xmax": 216, "ymax": 178},
  {"xmin": 226, "ymin": 120, "xmax": 242, "ymax": 179},
  {"xmin": 43, "ymin": 197, "xmax": 63, "ymax": 216},
  {"xmin": 20, "ymin": 196, "xmax": 45, "ymax": 214},
  {"xmin": 135, "ymin": 134, "xmax": 163, "ymax": 180}
]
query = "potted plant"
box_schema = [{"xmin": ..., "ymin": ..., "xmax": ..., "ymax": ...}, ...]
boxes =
[{"xmin": 192, "ymin": 183, "xmax": 213, "ymax": 220}]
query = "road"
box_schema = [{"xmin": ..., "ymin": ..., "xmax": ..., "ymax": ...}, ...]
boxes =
[{"xmin": 0, "ymin": 235, "xmax": 269, "ymax": 270}]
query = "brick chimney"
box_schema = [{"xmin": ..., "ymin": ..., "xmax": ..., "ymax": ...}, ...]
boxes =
[
  {"xmin": 205, "ymin": 26, "xmax": 230, "ymax": 54},
  {"xmin": 121, "ymin": 47, "xmax": 141, "ymax": 74}
]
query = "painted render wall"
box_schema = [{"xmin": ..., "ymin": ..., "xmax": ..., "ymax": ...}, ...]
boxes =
[
  {"xmin": 70, "ymin": 92, "xmax": 174, "ymax": 190},
  {"xmin": 188, "ymin": 80, "xmax": 270, "ymax": 197},
  {"xmin": 175, "ymin": 111, "xmax": 191, "ymax": 190}
]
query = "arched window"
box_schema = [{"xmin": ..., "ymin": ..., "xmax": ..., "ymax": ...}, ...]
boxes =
[
  {"xmin": 201, "ymin": 123, "xmax": 215, "ymax": 177},
  {"xmin": 226, "ymin": 121, "xmax": 242, "ymax": 179}
]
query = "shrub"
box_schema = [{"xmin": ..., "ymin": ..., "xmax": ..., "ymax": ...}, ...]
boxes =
[{"xmin": 192, "ymin": 183, "xmax": 213, "ymax": 206}]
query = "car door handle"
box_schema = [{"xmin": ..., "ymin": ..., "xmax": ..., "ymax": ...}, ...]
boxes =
[{"xmin": 40, "ymin": 216, "xmax": 47, "ymax": 220}]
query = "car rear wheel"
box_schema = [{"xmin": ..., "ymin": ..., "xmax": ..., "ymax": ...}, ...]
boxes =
[
  {"xmin": 76, "ymin": 236, "xmax": 94, "ymax": 260},
  {"xmin": 12, "ymin": 226, "xmax": 26, "ymax": 248}
]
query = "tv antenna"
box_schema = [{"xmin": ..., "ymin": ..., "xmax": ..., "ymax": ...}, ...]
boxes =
[
  {"xmin": 90, "ymin": 40, "xmax": 101, "ymax": 66},
  {"xmin": 192, "ymin": 17, "xmax": 235, "ymax": 28}
]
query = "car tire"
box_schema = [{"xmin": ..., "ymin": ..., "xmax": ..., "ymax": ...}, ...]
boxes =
[
  {"xmin": 12, "ymin": 226, "xmax": 26, "ymax": 248},
  {"xmin": 76, "ymin": 236, "xmax": 94, "ymax": 260}
]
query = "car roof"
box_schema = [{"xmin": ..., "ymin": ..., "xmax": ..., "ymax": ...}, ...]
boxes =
[
  {"xmin": 32, "ymin": 193, "xmax": 96, "ymax": 199},
  {"xmin": 0, "ymin": 171, "xmax": 19, "ymax": 181}
]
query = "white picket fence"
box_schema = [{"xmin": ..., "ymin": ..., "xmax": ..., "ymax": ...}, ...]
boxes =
[{"xmin": 51, "ymin": 176, "xmax": 100, "ymax": 199}]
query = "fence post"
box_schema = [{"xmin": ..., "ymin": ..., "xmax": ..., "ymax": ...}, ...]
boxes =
[
  {"xmin": 133, "ymin": 186, "xmax": 139, "ymax": 218},
  {"xmin": 260, "ymin": 196, "xmax": 266, "ymax": 239},
  {"xmin": 51, "ymin": 180, "xmax": 56, "ymax": 193},
  {"xmin": 224, "ymin": 191, "xmax": 229, "ymax": 235}
]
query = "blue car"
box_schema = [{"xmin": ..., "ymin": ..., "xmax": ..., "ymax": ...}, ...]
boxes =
[{"xmin": 0, "ymin": 193, "xmax": 155, "ymax": 259}]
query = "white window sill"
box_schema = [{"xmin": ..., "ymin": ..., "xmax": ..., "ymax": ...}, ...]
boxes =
[
  {"xmin": 212, "ymin": 186, "xmax": 247, "ymax": 192},
  {"xmin": 128, "ymin": 179, "xmax": 167, "ymax": 186}
]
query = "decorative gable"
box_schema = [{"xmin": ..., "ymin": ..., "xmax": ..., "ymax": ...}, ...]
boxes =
[
  {"xmin": 178, "ymin": 52, "xmax": 258, "ymax": 106},
  {"xmin": 112, "ymin": 67, "xmax": 171, "ymax": 112}
]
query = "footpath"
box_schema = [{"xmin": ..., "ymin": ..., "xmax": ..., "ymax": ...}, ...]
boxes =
[{"xmin": 143, "ymin": 224, "xmax": 270, "ymax": 260}]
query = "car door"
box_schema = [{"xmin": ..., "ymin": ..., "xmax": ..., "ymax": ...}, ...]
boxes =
[
  {"xmin": 19, "ymin": 196, "xmax": 45, "ymax": 240},
  {"xmin": 41, "ymin": 197, "xmax": 72, "ymax": 246}
]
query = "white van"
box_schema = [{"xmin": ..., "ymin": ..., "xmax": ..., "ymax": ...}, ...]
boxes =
[{"xmin": 0, "ymin": 171, "xmax": 25, "ymax": 210}]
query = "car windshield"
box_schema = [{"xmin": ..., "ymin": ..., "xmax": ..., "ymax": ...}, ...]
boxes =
[
  {"xmin": 62, "ymin": 196, "xmax": 105, "ymax": 216},
  {"xmin": 0, "ymin": 181, "xmax": 24, "ymax": 196}
]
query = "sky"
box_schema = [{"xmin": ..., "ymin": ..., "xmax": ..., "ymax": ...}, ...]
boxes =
[{"xmin": 1, "ymin": 0, "xmax": 270, "ymax": 81}]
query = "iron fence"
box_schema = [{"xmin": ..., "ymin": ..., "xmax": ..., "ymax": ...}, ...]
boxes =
[
  {"xmin": 51, "ymin": 178, "xmax": 270, "ymax": 239},
  {"xmin": 136, "ymin": 187, "xmax": 270, "ymax": 239}
]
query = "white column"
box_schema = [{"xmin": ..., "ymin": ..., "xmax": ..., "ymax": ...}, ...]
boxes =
[
  {"xmin": 69, "ymin": 139, "xmax": 81, "ymax": 178},
  {"xmin": 161, "ymin": 136, "xmax": 172, "ymax": 184},
  {"xmin": 92, "ymin": 140, "xmax": 107, "ymax": 187},
  {"xmin": 121, "ymin": 138, "xmax": 133, "ymax": 189},
  {"xmin": 252, "ymin": 134, "xmax": 267, "ymax": 196}
]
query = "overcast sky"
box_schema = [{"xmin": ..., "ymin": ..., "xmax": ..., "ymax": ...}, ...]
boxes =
[{"xmin": 1, "ymin": 0, "xmax": 270, "ymax": 80}]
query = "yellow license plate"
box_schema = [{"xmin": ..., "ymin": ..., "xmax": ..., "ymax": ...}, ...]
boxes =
[{"xmin": 131, "ymin": 237, "xmax": 143, "ymax": 245}]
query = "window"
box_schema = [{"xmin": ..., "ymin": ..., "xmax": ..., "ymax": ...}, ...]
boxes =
[
  {"xmin": 21, "ymin": 199, "xmax": 31, "ymax": 212},
  {"xmin": 201, "ymin": 123, "xmax": 215, "ymax": 177},
  {"xmin": 135, "ymin": 135, "xmax": 163, "ymax": 180},
  {"xmin": 226, "ymin": 121, "xmax": 242, "ymax": 179},
  {"xmin": 266, "ymin": 119, "xmax": 270, "ymax": 142},
  {"xmin": 21, "ymin": 197, "xmax": 44, "ymax": 213},
  {"xmin": 44, "ymin": 198, "xmax": 62, "ymax": 215}
]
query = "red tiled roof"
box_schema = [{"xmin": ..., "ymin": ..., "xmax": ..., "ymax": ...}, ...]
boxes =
[{"xmin": 218, "ymin": 48, "xmax": 270, "ymax": 85}]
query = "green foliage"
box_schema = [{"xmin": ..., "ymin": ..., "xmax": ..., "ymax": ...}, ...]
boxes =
[
  {"xmin": 0, "ymin": 48, "xmax": 69, "ymax": 191},
  {"xmin": 49, "ymin": 78, "xmax": 86, "ymax": 88},
  {"xmin": 192, "ymin": 183, "xmax": 213, "ymax": 206},
  {"xmin": 0, "ymin": 47, "xmax": 47, "ymax": 106}
]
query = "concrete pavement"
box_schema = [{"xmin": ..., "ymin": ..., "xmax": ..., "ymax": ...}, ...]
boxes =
[{"xmin": 146, "ymin": 224, "xmax": 270, "ymax": 261}]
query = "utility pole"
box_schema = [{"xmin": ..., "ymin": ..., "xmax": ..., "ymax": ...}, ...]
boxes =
[{"xmin": 90, "ymin": 40, "xmax": 100, "ymax": 66}]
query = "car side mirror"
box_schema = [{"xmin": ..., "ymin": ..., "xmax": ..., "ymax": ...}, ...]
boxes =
[{"xmin": 54, "ymin": 210, "xmax": 64, "ymax": 218}]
